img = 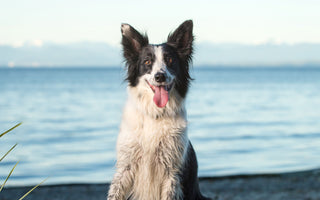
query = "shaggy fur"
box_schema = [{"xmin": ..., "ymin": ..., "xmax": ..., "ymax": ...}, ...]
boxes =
[{"xmin": 107, "ymin": 20, "xmax": 210, "ymax": 200}]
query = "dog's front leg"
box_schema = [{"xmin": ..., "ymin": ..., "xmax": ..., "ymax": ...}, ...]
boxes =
[
  {"xmin": 158, "ymin": 136, "xmax": 187, "ymax": 200},
  {"xmin": 107, "ymin": 165, "xmax": 133, "ymax": 200},
  {"xmin": 161, "ymin": 172, "xmax": 183, "ymax": 200}
]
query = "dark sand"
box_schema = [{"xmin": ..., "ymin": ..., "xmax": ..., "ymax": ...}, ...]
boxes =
[{"xmin": 1, "ymin": 169, "xmax": 320, "ymax": 200}]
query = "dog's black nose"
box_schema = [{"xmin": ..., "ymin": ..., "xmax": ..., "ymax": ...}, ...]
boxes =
[{"xmin": 155, "ymin": 72, "xmax": 166, "ymax": 83}]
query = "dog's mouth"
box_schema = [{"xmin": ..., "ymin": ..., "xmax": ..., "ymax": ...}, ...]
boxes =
[{"xmin": 147, "ymin": 81, "xmax": 173, "ymax": 108}]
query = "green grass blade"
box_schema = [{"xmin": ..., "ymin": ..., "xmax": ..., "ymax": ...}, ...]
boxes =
[
  {"xmin": 18, "ymin": 178, "xmax": 48, "ymax": 200},
  {"xmin": 0, "ymin": 122, "xmax": 22, "ymax": 138},
  {"xmin": 0, "ymin": 161, "xmax": 19, "ymax": 192},
  {"xmin": 0, "ymin": 143, "xmax": 18, "ymax": 162}
]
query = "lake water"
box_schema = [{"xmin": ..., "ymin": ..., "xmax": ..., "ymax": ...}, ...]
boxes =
[{"xmin": 1, "ymin": 67, "xmax": 320, "ymax": 186}]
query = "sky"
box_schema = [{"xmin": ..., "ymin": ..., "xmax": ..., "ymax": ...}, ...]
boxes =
[{"xmin": 0, "ymin": 0, "xmax": 320, "ymax": 47}]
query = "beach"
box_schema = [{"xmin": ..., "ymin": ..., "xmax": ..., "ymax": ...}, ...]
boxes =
[{"xmin": 1, "ymin": 168, "xmax": 319, "ymax": 200}]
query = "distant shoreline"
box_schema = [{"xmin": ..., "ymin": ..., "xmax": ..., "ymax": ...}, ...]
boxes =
[
  {"xmin": 1, "ymin": 64, "xmax": 320, "ymax": 69},
  {"xmin": 2, "ymin": 168, "xmax": 320, "ymax": 200}
]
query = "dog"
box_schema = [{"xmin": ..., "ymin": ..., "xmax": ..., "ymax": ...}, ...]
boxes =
[{"xmin": 107, "ymin": 20, "xmax": 210, "ymax": 200}]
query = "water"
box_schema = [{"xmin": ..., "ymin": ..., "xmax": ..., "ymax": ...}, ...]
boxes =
[{"xmin": 1, "ymin": 67, "xmax": 320, "ymax": 186}]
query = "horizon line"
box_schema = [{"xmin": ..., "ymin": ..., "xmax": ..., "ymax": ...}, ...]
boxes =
[
  {"xmin": 2, "ymin": 40, "xmax": 320, "ymax": 48},
  {"xmin": 1, "ymin": 64, "xmax": 320, "ymax": 69}
]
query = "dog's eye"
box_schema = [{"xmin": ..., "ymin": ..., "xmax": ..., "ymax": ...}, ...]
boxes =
[
  {"xmin": 144, "ymin": 60, "xmax": 151, "ymax": 65},
  {"xmin": 167, "ymin": 57, "xmax": 173, "ymax": 65}
]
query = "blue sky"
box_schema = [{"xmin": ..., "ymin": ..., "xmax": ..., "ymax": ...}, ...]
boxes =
[{"xmin": 1, "ymin": 0, "xmax": 320, "ymax": 47}]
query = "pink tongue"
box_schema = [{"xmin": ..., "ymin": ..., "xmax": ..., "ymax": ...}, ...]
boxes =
[{"xmin": 153, "ymin": 86, "xmax": 169, "ymax": 108}]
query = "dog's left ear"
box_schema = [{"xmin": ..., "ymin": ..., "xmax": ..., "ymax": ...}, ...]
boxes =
[
  {"xmin": 167, "ymin": 20, "xmax": 194, "ymax": 60},
  {"xmin": 121, "ymin": 23, "xmax": 149, "ymax": 64}
]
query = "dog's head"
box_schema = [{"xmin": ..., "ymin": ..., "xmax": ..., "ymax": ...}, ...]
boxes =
[{"xmin": 121, "ymin": 20, "xmax": 194, "ymax": 110}]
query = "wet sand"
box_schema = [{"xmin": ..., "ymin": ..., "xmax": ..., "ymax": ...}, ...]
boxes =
[{"xmin": 1, "ymin": 168, "xmax": 320, "ymax": 200}]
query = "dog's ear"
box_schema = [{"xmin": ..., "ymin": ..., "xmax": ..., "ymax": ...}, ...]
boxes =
[
  {"xmin": 121, "ymin": 23, "xmax": 149, "ymax": 63},
  {"xmin": 167, "ymin": 20, "xmax": 194, "ymax": 60}
]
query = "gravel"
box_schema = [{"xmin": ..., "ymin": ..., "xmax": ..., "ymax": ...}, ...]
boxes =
[{"xmin": 1, "ymin": 169, "xmax": 320, "ymax": 200}]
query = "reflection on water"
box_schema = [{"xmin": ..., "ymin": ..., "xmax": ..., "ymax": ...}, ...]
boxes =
[{"xmin": 1, "ymin": 67, "xmax": 320, "ymax": 185}]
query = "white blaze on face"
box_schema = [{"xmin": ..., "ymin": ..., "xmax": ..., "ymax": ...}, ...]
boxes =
[
  {"xmin": 151, "ymin": 46, "xmax": 174, "ymax": 85},
  {"xmin": 142, "ymin": 46, "xmax": 175, "ymax": 108}
]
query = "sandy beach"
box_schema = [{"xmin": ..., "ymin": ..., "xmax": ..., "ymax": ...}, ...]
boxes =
[{"xmin": 1, "ymin": 168, "xmax": 319, "ymax": 200}]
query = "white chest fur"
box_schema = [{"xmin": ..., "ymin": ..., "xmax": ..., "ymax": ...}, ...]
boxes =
[{"xmin": 115, "ymin": 88, "xmax": 189, "ymax": 200}]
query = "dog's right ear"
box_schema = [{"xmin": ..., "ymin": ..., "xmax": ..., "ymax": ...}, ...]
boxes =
[
  {"xmin": 167, "ymin": 20, "xmax": 194, "ymax": 62},
  {"xmin": 121, "ymin": 24, "xmax": 149, "ymax": 63}
]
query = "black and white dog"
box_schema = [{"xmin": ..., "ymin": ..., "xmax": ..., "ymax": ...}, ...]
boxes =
[{"xmin": 107, "ymin": 20, "xmax": 210, "ymax": 200}]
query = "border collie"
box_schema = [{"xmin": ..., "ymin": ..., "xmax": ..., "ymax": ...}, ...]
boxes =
[{"xmin": 107, "ymin": 20, "xmax": 210, "ymax": 200}]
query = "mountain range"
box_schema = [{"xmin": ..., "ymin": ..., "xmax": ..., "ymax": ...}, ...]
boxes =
[{"xmin": 1, "ymin": 42, "xmax": 319, "ymax": 67}]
